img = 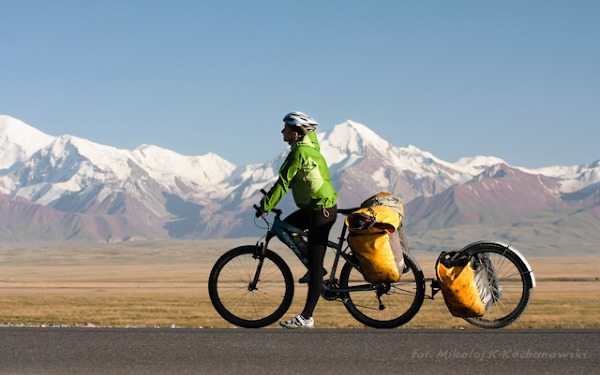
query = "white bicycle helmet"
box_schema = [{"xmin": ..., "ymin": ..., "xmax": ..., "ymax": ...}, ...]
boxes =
[
  {"xmin": 283, "ymin": 111, "xmax": 318, "ymax": 134},
  {"xmin": 283, "ymin": 111, "xmax": 318, "ymax": 126}
]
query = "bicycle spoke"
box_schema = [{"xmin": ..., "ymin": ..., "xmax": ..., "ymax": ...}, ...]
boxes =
[
  {"xmin": 340, "ymin": 252, "xmax": 425, "ymax": 328},
  {"xmin": 209, "ymin": 247, "xmax": 294, "ymax": 327},
  {"xmin": 463, "ymin": 244, "xmax": 532, "ymax": 328}
]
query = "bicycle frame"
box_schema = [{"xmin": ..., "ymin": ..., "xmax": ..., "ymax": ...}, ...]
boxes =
[{"xmin": 254, "ymin": 209, "xmax": 377, "ymax": 295}]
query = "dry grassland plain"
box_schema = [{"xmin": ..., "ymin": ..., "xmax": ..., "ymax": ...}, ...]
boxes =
[{"xmin": 0, "ymin": 240, "xmax": 598, "ymax": 329}]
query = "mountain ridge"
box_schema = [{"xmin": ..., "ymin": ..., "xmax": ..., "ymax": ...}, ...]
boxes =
[{"xmin": 0, "ymin": 114, "xmax": 598, "ymax": 254}]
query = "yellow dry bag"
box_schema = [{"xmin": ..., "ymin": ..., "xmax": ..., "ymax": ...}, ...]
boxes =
[
  {"xmin": 436, "ymin": 252, "xmax": 486, "ymax": 317},
  {"xmin": 346, "ymin": 205, "xmax": 404, "ymax": 283}
]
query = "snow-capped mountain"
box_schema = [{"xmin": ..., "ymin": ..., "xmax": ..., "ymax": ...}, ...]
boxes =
[
  {"xmin": 0, "ymin": 114, "xmax": 598, "ymax": 250},
  {"xmin": 319, "ymin": 120, "xmax": 498, "ymax": 204},
  {"xmin": 0, "ymin": 115, "xmax": 238, "ymax": 240},
  {"xmin": 0, "ymin": 116, "xmax": 55, "ymax": 169}
]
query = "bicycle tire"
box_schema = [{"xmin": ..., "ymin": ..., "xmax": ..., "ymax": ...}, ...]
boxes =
[
  {"xmin": 462, "ymin": 243, "xmax": 533, "ymax": 329},
  {"xmin": 340, "ymin": 252, "xmax": 425, "ymax": 328},
  {"xmin": 208, "ymin": 246, "xmax": 294, "ymax": 328}
]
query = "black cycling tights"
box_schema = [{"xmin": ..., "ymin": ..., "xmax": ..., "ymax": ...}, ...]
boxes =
[{"xmin": 284, "ymin": 205, "xmax": 337, "ymax": 319}]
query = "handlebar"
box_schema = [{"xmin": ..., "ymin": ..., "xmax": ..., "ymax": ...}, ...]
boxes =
[
  {"xmin": 254, "ymin": 189, "xmax": 282, "ymax": 218},
  {"xmin": 253, "ymin": 204, "xmax": 282, "ymax": 215}
]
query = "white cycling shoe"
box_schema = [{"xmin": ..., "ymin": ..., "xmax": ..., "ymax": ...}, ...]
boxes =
[{"xmin": 280, "ymin": 314, "xmax": 314, "ymax": 329}]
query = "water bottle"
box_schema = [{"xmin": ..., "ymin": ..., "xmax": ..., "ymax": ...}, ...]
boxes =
[{"xmin": 293, "ymin": 234, "xmax": 308, "ymax": 259}]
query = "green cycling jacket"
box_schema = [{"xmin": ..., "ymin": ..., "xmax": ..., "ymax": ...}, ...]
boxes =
[{"xmin": 262, "ymin": 131, "xmax": 338, "ymax": 212}]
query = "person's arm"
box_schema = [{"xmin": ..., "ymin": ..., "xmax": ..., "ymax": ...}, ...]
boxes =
[{"xmin": 262, "ymin": 150, "xmax": 302, "ymax": 212}]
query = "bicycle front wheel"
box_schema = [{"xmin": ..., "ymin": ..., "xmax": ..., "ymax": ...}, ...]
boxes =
[
  {"xmin": 340, "ymin": 252, "xmax": 425, "ymax": 328},
  {"xmin": 208, "ymin": 246, "xmax": 294, "ymax": 328},
  {"xmin": 462, "ymin": 243, "xmax": 533, "ymax": 328}
]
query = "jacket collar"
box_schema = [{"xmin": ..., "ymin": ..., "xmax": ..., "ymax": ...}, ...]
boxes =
[{"xmin": 293, "ymin": 131, "xmax": 320, "ymax": 152}]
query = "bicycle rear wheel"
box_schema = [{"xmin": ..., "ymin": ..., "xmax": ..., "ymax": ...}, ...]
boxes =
[
  {"xmin": 463, "ymin": 243, "xmax": 533, "ymax": 328},
  {"xmin": 340, "ymin": 252, "xmax": 425, "ymax": 328},
  {"xmin": 208, "ymin": 246, "xmax": 294, "ymax": 328}
]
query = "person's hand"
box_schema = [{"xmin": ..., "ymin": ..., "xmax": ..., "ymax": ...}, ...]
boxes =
[{"xmin": 254, "ymin": 205, "xmax": 267, "ymax": 218}]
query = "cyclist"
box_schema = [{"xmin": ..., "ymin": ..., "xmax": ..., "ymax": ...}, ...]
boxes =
[{"xmin": 256, "ymin": 111, "xmax": 338, "ymax": 329}]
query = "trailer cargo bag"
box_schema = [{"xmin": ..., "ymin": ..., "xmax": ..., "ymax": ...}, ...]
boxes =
[{"xmin": 436, "ymin": 251, "xmax": 489, "ymax": 317}]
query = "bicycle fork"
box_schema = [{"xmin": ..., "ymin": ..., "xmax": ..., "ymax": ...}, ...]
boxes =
[{"xmin": 249, "ymin": 241, "xmax": 268, "ymax": 291}]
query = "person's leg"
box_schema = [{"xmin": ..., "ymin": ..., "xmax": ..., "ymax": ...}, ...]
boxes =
[
  {"xmin": 301, "ymin": 206, "xmax": 337, "ymax": 319},
  {"xmin": 285, "ymin": 209, "xmax": 324, "ymax": 283},
  {"xmin": 283, "ymin": 209, "xmax": 309, "ymax": 230}
]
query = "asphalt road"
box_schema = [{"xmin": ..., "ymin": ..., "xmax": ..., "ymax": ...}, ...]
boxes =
[{"xmin": 0, "ymin": 328, "xmax": 597, "ymax": 375}]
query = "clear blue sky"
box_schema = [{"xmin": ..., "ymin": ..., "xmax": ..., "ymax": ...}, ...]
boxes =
[{"xmin": 1, "ymin": 0, "xmax": 598, "ymax": 168}]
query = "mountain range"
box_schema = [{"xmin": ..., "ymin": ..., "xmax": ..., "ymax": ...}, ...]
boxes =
[{"xmin": 1, "ymin": 114, "xmax": 598, "ymax": 254}]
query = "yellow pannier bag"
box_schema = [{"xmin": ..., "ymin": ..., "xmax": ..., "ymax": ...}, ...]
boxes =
[
  {"xmin": 348, "ymin": 232, "xmax": 401, "ymax": 283},
  {"xmin": 436, "ymin": 252, "xmax": 486, "ymax": 317},
  {"xmin": 346, "ymin": 205, "xmax": 404, "ymax": 283}
]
